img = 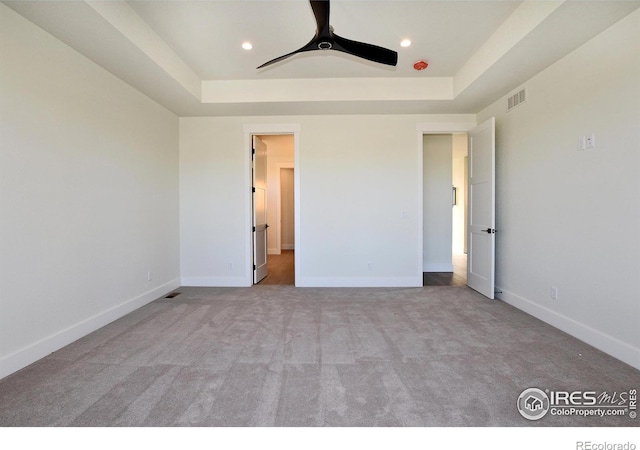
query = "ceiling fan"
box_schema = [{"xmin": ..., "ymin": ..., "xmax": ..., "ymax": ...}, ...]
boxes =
[{"xmin": 257, "ymin": 0, "xmax": 398, "ymax": 69}]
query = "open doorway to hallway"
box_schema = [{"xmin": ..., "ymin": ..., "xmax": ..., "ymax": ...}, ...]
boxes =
[
  {"xmin": 253, "ymin": 135, "xmax": 295, "ymax": 285},
  {"xmin": 423, "ymin": 133, "xmax": 468, "ymax": 286},
  {"xmin": 423, "ymin": 253, "xmax": 467, "ymax": 286},
  {"xmin": 258, "ymin": 250, "xmax": 295, "ymax": 285}
]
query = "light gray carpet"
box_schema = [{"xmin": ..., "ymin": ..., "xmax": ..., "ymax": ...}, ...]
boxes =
[{"xmin": 0, "ymin": 286, "xmax": 637, "ymax": 427}]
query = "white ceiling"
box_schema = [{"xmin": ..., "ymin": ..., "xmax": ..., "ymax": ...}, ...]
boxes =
[
  {"xmin": 5, "ymin": 0, "xmax": 640, "ymax": 116},
  {"xmin": 127, "ymin": 0, "xmax": 521, "ymax": 80}
]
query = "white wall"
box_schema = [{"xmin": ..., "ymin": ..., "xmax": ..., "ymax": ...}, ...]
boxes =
[
  {"xmin": 423, "ymin": 134, "xmax": 453, "ymax": 271},
  {"xmin": 180, "ymin": 114, "xmax": 475, "ymax": 287},
  {"xmin": 179, "ymin": 118, "xmax": 248, "ymax": 286},
  {"xmin": 452, "ymin": 134, "xmax": 468, "ymax": 254},
  {"xmin": 280, "ymin": 168, "xmax": 295, "ymax": 250},
  {"xmin": 477, "ymin": 9, "xmax": 640, "ymax": 369},
  {"xmin": 0, "ymin": 5, "xmax": 180, "ymax": 378}
]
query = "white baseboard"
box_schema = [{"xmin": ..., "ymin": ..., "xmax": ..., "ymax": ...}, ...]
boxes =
[
  {"xmin": 281, "ymin": 244, "xmax": 294, "ymax": 250},
  {"xmin": 496, "ymin": 286, "xmax": 640, "ymax": 371},
  {"xmin": 0, "ymin": 278, "xmax": 181, "ymax": 380},
  {"xmin": 296, "ymin": 276, "xmax": 422, "ymax": 288},
  {"xmin": 423, "ymin": 263, "xmax": 454, "ymax": 272},
  {"xmin": 181, "ymin": 276, "xmax": 251, "ymax": 287}
]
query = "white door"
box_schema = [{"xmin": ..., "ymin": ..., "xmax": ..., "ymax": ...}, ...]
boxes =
[
  {"xmin": 467, "ymin": 117, "xmax": 496, "ymax": 299},
  {"xmin": 253, "ymin": 136, "xmax": 268, "ymax": 283}
]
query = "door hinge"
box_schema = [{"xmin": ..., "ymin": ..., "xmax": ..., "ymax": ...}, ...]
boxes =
[
  {"xmin": 252, "ymin": 226, "xmax": 256, "ymax": 232},
  {"xmin": 251, "ymin": 147, "xmax": 255, "ymax": 159},
  {"xmin": 481, "ymin": 228, "xmax": 496, "ymax": 234},
  {"xmin": 253, "ymin": 264, "xmax": 256, "ymax": 270},
  {"xmin": 252, "ymin": 186, "xmax": 255, "ymax": 193}
]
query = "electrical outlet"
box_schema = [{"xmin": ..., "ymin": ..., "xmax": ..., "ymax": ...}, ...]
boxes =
[
  {"xmin": 147, "ymin": 270, "xmax": 153, "ymax": 282},
  {"xmin": 585, "ymin": 133, "xmax": 595, "ymax": 149},
  {"xmin": 367, "ymin": 262, "xmax": 373, "ymax": 271},
  {"xmin": 551, "ymin": 286, "xmax": 559, "ymax": 300},
  {"xmin": 577, "ymin": 134, "xmax": 595, "ymax": 151},
  {"xmin": 228, "ymin": 262, "xmax": 233, "ymax": 271}
]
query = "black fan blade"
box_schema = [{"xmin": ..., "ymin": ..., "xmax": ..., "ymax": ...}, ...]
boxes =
[
  {"xmin": 257, "ymin": 0, "xmax": 329, "ymax": 69},
  {"xmin": 256, "ymin": 38, "xmax": 317, "ymax": 69},
  {"xmin": 310, "ymin": 0, "xmax": 330, "ymax": 37},
  {"xmin": 333, "ymin": 33, "xmax": 398, "ymax": 66}
]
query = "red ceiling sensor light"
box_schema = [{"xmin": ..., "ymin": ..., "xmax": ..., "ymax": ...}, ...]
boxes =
[{"xmin": 413, "ymin": 60, "xmax": 429, "ymax": 71}]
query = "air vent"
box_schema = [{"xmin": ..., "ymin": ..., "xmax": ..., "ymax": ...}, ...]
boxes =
[
  {"xmin": 507, "ymin": 88, "xmax": 527, "ymax": 111},
  {"xmin": 164, "ymin": 292, "xmax": 181, "ymax": 299}
]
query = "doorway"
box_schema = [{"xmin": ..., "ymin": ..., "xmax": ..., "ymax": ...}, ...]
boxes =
[
  {"xmin": 251, "ymin": 134, "xmax": 296, "ymax": 285},
  {"xmin": 422, "ymin": 133, "xmax": 468, "ymax": 286}
]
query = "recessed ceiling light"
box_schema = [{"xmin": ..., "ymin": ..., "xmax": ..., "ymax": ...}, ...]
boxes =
[
  {"xmin": 242, "ymin": 42, "xmax": 253, "ymax": 50},
  {"xmin": 400, "ymin": 39, "xmax": 411, "ymax": 48}
]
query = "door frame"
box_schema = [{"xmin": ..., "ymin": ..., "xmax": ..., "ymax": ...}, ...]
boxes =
[
  {"xmin": 417, "ymin": 121, "xmax": 477, "ymax": 281},
  {"xmin": 244, "ymin": 124, "xmax": 300, "ymax": 286}
]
